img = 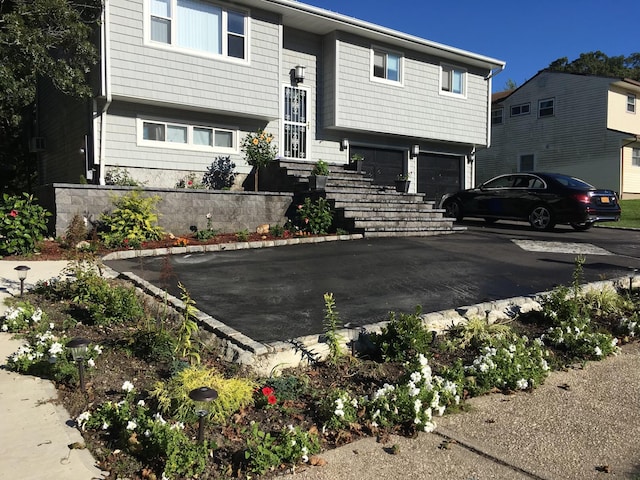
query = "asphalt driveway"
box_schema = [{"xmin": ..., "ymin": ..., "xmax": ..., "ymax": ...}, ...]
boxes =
[{"xmin": 105, "ymin": 223, "xmax": 640, "ymax": 343}]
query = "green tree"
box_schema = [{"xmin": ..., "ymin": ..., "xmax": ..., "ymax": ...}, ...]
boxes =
[
  {"xmin": 548, "ymin": 51, "xmax": 640, "ymax": 80},
  {"xmin": 0, "ymin": 0, "xmax": 102, "ymax": 193}
]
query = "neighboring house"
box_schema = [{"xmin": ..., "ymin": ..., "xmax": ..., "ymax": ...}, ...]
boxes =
[
  {"xmin": 476, "ymin": 70, "xmax": 640, "ymax": 197},
  {"xmin": 33, "ymin": 0, "xmax": 504, "ymax": 201}
]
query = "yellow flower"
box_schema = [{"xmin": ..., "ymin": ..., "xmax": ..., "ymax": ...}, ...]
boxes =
[
  {"xmin": 252, "ymin": 138, "xmax": 259, "ymax": 145},
  {"xmin": 266, "ymin": 137, "xmax": 272, "ymax": 143}
]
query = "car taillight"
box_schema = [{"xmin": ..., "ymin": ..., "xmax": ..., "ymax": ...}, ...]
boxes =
[{"xmin": 572, "ymin": 193, "xmax": 590, "ymax": 203}]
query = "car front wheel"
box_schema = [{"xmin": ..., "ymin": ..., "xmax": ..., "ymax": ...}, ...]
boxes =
[
  {"xmin": 529, "ymin": 205, "xmax": 555, "ymax": 231},
  {"xmin": 444, "ymin": 200, "xmax": 463, "ymax": 221},
  {"xmin": 570, "ymin": 222, "xmax": 594, "ymax": 231}
]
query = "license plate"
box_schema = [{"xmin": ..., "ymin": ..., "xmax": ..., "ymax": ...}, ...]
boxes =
[{"xmin": 600, "ymin": 197, "xmax": 610, "ymax": 204}]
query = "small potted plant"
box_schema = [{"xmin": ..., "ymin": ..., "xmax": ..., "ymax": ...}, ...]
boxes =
[
  {"xmin": 309, "ymin": 159, "xmax": 330, "ymax": 190},
  {"xmin": 395, "ymin": 173, "xmax": 410, "ymax": 193},
  {"xmin": 350, "ymin": 153, "xmax": 364, "ymax": 173}
]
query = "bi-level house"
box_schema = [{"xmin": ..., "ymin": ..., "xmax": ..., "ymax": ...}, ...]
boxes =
[
  {"xmin": 34, "ymin": 0, "xmax": 504, "ymax": 202},
  {"xmin": 476, "ymin": 70, "xmax": 640, "ymax": 197}
]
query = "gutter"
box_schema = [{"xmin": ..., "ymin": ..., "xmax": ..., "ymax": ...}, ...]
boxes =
[{"xmin": 98, "ymin": 0, "xmax": 112, "ymax": 186}]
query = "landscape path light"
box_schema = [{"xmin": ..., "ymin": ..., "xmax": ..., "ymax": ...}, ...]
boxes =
[
  {"xmin": 189, "ymin": 386, "xmax": 218, "ymax": 444},
  {"xmin": 630, "ymin": 268, "xmax": 638, "ymax": 292},
  {"xmin": 14, "ymin": 265, "xmax": 30, "ymax": 297},
  {"xmin": 66, "ymin": 337, "xmax": 91, "ymax": 391}
]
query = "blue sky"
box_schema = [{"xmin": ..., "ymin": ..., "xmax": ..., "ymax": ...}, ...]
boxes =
[{"xmin": 303, "ymin": 0, "xmax": 635, "ymax": 92}]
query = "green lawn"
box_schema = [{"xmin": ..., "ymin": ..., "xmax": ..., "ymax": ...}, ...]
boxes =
[{"xmin": 605, "ymin": 199, "xmax": 640, "ymax": 229}]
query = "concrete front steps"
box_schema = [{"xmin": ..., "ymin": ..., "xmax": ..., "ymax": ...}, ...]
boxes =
[{"xmin": 271, "ymin": 159, "xmax": 459, "ymax": 237}]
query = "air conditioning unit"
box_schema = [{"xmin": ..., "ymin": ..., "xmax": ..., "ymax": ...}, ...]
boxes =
[{"xmin": 29, "ymin": 137, "xmax": 46, "ymax": 152}]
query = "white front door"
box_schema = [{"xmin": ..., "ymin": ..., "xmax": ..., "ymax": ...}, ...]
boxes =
[{"xmin": 283, "ymin": 86, "xmax": 308, "ymax": 159}]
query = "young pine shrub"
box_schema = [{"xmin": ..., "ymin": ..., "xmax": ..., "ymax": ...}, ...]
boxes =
[{"xmin": 150, "ymin": 364, "xmax": 256, "ymax": 424}]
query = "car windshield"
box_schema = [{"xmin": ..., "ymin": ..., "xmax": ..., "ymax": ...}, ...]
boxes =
[{"xmin": 548, "ymin": 174, "xmax": 594, "ymax": 189}]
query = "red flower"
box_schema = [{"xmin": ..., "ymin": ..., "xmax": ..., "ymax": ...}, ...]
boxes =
[
  {"xmin": 187, "ymin": 180, "xmax": 193, "ymax": 186},
  {"xmin": 261, "ymin": 386, "xmax": 274, "ymax": 397},
  {"xmin": 267, "ymin": 394, "xmax": 277, "ymax": 405},
  {"xmin": 9, "ymin": 210, "xmax": 18, "ymax": 217}
]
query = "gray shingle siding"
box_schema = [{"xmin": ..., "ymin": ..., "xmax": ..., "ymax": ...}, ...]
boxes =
[{"xmin": 109, "ymin": 0, "xmax": 279, "ymax": 118}]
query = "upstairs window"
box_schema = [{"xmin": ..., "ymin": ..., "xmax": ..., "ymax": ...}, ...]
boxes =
[
  {"xmin": 150, "ymin": 0, "xmax": 246, "ymax": 59},
  {"xmin": 510, "ymin": 103, "xmax": 530, "ymax": 117},
  {"xmin": 372, "ymin": 48, "xmax": 402, "ymax": 83},
  {"xmin": 441, "ymin": 65, "xmax": 466, "ymax": 95},
  {"xmin": 539, "ymin": 98, "xmax": 555, "ymax": 117},
  {"xmin": 628, "ymin": 95, "xmax": 636, "ymax": 113},
  {"xmin": 491, "ymin": 108, "xmax": 504, "ymax": 125}
]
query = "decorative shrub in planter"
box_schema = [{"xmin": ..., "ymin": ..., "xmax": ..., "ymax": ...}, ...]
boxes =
[
  {"xmin": 350, "ymin": 154, "xmax": 364, "ymax": 173},
  {"xmin": 395, "ymin": 174, "xmax": 410, "ymax": 193},
  {"xmin": 309, "ymin": 160, "xmax": 329, "ymax": 191}
]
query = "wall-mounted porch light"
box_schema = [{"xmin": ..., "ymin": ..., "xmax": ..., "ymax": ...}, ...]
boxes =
[
  {"xmin": 294, "ymin": 65, "xmax": 306, "ymax": 84},
  {"xmin": 411, "ymin": 145, "xmax": 420, "ymax": 158},
  {"xmin": 341, "ymin": 138, "xmax": 349, "ymax": 151}
]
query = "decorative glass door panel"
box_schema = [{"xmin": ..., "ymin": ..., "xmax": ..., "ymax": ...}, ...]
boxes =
[{"xmin": 283, "ymin": 86, "xmax": 308, "ymax": 159}]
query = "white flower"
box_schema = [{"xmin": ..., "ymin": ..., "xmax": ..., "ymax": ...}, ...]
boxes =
[
  {"xmin": 334, "ymin": 409, "xmax": 345, "ymax": 418},
  {"xmin": 49, "ymin": 342, "xmax": 64, "ymax": 356},
  {"xmin": 102, "ymin": 422, "xmax": 109, "ymax": 430},
  {"xmin": 154, "ymin": 413, "xmax": 167, "ymax": 425},
  {"xmin": 1, "ymin": 324, "xmax": 7, "ymax": 332},
  {"xmin": 137, "ymin": 400, "xmax": 145, "ymax": 407},
  {"xmin": 516, "ymin": 378, "xmax": 528, "ymax": 390},
  {"xmin": 594, "ymin": 346, "xmax": 603, "ymax": 356},
  {"xmin": 422, "ymin": 421, "xmax": 436, "ymax": 433},
  {"xmin": 301, "ymin": 455, "xmax": 309, "ymax": 463},
  {"xmin": 87, "ymin": 358, "xmax": 95, "ymax": 368},
  {"xmin": 206, "ymin": 212, "xmax": 212, "ymax": 219},
  {"xmin": 49, "ymin": 322, "xmax": 55, "ymax": 330},
  {"xmin": 413, "ymin": 399, "xmax": 422, "ymax": 413},
  {"xmin": 122, "ymin": 380, "xmax": 135, "ymax": 392},
  {"xmin": 76, "ymin": 411, "xmax": 91, "ymax": 430},
  {"xmin": 410, "ymin": 371, "xmax": 422, "ymax": 383},
  {"xmin": 126, "ymin": 420, "xmax": 137, "ymax": 431},
  {"xmin": 94, "ymin": 345, "xmax": 103, "ymax": 355},
  {"xmin": 32, "ymin": 309, "xmax": 43, "ymax": 322}
]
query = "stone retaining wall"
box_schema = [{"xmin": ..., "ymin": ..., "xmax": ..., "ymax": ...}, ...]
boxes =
[{"xmin": 35, "ymin": 184, "xmax": 293, "ymax": 237}]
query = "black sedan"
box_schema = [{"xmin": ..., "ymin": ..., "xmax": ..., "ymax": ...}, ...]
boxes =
[{"xmin": 439, "ymin": 172, "xmax": 621, "ymax": 231}]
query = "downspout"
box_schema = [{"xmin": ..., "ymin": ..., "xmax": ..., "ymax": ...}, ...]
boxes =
[
  {"xmin": 98, "ymin": 0, "xmax": 112, "ymax": 185},
  {"xmin": 484, "ymin": 64, "xmax": 506, "ymax": 148}
]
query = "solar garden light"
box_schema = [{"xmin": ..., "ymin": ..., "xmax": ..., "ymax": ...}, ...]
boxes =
[
  {"xmin": 66, "ymin": 337, "xmax": 91, "ymax": 391},
  {"xmin": 14, "ymin": 265, "xmax": 30, "ymax": 297},
  {"xmin": 631, "ymin": 268, "xmax": 638, "ymax": 292},
  {"xmin": 189, "ymin": 386, "xmax": 218, "ymax": 444}
]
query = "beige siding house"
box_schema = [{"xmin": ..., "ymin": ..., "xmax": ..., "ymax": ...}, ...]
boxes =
[
  {"xmin": 34, "ymin": 0, "xmax": 505, "ymax": 200},
  {"xmin": 477, "ymin": 70, "xmax": 640, "ymax": 197}
]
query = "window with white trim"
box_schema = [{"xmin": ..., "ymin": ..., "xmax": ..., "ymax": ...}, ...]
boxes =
[
  {"xmin": 149, "ymin": 0, "xmax": 246, "ymax": 59},
  {"xmin": 371, "ymin": 48, "xmax": 402, "ymax": 83},
  {"xmin": 628, "ymin": 94, "xmax": 636, "ymax": 113},
  {"xmin": 441, "ymin": 64, "xmax": 466, "ymax": 95},
  {"xmin": 633, "ymin": 148, "xmax": 640, "ymax": 167},
  {"xmin": 139, "ymin": 119, "xmax": 236, "ymax": 152},
  {"xmin": 491, "ymin": 108, "xmax": 503, "ymax": 125},
  {"xmin": 539, "ymin": 98, "xmax": 554, "ymax": 117},
  {"xmin": 511, "ymin": 103, "xmax": 530, "ymax": 117}
]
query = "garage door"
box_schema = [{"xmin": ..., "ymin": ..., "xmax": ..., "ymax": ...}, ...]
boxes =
[
  {"xmin": 350, "ymin": 147, "xmax": 404, "ymax": 186},
  {"xmin": 417, "ymin": 153, "xmax": 461, "ymax": 201}
]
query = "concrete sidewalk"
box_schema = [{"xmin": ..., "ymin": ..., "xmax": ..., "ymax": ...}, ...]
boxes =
[{"xmin": 1, "ymin": 259, "xmax": 640, "ymax": 479}]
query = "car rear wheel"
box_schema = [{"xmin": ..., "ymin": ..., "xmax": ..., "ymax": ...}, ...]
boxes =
[
  {"xmin": 570, "ymin": 222, "xmax": 594, "ymax": 231},
  {"xmin": 444, "ymin": 200, "xmax": 463, "ymax": 221},
  {"xmin": 529, "ymin": 205, "xmax": 555, "ymax": 231}
]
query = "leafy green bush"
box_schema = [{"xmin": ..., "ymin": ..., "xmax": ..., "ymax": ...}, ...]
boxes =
[
  {"xmin": 104, "ymin": 166, "xmax": 145, "ymax": 186},
  {"xmin": 235, "ymin": 229, "xmax": 250, "ymax": 241},
  {"xmin": 99, "ymin": 190, "xmax": 163, "ymax": 248},
  {"xmin": 192, "ymin": 213, "xmax": 218, "ymax": 241},
  {"xmin": 297, "ymin": 197, "xmax": 333, "ymax": 234},
  {"xmin": 443, "ymin": 316, "xmax": 515, "ymax": 352},
  {"xmin": 203, "ymin": 155, "xmax": 236, "ymax": 190},
  {"xmin": 0, "ymin": 193, "xmax": 51, "ymax": 256},
  {"xmin": 371, "ymin": 306, "xmax": 434, "ymax": 362},
  {"xmin": 80, "ymin": 385, "xmax": 211, "ymax": 479},
  {"xmin": 244, "ymin": 423, "xmax": 321, "ymax": 474},
  {"xmin": 1, "ymin": 300, "xmax": 47, "ymax": 333},
  {"xmin": 457, "ymin": 336, "xmax": 551, "ymax": 395}
]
